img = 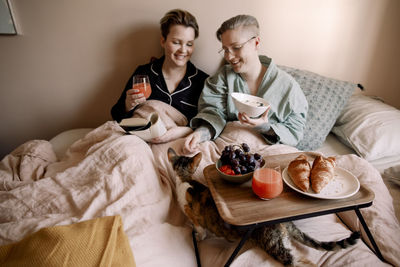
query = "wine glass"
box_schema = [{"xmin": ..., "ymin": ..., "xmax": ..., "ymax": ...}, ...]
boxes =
[{"xmin": 132, "ymin": 75, "xmax": 152, "ymax": 99}]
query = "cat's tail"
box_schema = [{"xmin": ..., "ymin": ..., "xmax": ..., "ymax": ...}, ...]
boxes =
[{"xmin": 291, "ymin": 224, "xmax": 361, "ymax": 251}]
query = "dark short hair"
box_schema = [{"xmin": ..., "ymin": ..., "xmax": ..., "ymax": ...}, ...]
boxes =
[
  {"xmin": 216, "ymin": 14, "xmax": 259, "ymax": 41},
  {"xmin": 160, "ymin": 9, "xmax": 199, "ymax": 39}
]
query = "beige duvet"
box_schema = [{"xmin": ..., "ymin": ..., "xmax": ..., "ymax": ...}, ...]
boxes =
[{"xmin": 0, "ymin": 101, "xmax": 399, "ymax": 267}]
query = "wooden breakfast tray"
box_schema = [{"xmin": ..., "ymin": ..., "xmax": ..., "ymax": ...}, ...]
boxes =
[{"xmin": 203, "ymin": 152, "xmax": 375, "ymax": 226}]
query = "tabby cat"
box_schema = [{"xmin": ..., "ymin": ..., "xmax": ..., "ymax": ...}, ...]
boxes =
[{"xmin": 167, "ymin": 148, "xmax": 360, "ymax": 266}]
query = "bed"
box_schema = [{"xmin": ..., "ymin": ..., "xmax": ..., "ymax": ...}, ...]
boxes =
[{"xmin": 1, "ymin": 67, "xmax": 399, "ymax": 267}]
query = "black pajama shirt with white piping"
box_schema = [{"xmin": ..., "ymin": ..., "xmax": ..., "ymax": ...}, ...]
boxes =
[{"xmin": 111, "ymin": 56, "xmax": 208, "ymax": 123}]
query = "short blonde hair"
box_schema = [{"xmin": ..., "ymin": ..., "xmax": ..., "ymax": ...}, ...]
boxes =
[
  {"xmin": 160, "ymin": 9, "xmax": 199, "ymax": 39},
  {"xmin": 216, "ymin": 15, "xmax": 259, "ymax": 41}
]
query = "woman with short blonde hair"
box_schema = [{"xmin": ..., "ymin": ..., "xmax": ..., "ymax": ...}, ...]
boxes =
[
  {"xmin": 184, "ymin": 14, "xmax": 308, "ymax": 153},
  {"xmin": 216, "ymin": 14, "xmax": 259, "ymax": 41}
]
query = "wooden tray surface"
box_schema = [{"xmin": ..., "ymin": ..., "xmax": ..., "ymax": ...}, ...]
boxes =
[{"xmin": 203, "ymin": 152, "xmax": 375, "ymax": 226}]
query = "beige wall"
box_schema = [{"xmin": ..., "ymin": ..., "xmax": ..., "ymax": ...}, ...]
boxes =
[{"xmin": 1, "ymin": 0, "xmax": 399, "ymax": 158}]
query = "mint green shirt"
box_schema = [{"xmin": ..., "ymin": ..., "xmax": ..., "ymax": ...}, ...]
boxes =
[{"xmin": 190, "ymin": 56, "xmax": 308, "ymax": 146}]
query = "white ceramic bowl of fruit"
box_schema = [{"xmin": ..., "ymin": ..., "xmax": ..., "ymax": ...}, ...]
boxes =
[
  {"xmin": 216, "ymin": 143, "xmax": 265, "ymax": 184},
  {"xmin": 231, "ymin": 92, "xmax": 270, "ymax": 118}
]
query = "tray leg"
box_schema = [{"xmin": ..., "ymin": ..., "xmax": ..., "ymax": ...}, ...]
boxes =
[
  {"xmin": 192, "ymin": 229, "xmax": 201, "ymax": 267},
  {"xmin": 355, "ymin": 208, "xmax": 385, "ymax": 262},
  {"xmin": 224, "ymin": 225, "xmax": 256, "ymax": 267}
]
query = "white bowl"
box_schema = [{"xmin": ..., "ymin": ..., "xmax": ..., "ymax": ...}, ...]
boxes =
[{"xmin": 231, "ymin": 92, "xmax": 270, "ymax": 118}]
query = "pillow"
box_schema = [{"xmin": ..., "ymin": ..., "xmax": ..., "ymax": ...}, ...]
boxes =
[
  {"xmin": 0, "ymin": 215, "xmax": 136, "ymax": 266},
  {"xmin": 332, "ymin": 95, "xmax": 400, "ymax": 161},
  {"xmin": 279, "ymin": 66, "xmax": 356, "ymax": 151}
]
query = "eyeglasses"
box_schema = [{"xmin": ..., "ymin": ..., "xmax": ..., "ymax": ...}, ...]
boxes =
[{"xmin": 218, "ymin": 36, "xmax": 256, "ymax": 56}]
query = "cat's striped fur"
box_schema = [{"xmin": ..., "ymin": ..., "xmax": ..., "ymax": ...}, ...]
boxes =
[{"xmin": 167, "ymin": 148, "xmax": 360, "ymax": 266}]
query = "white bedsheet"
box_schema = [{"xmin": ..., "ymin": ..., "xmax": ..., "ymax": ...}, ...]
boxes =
[
  {"xmin": 316, "ymin": 133, "xmax": 400, "ymax": 221},
  {"xmin": 1, "ymin": 101, "xmax": 399, "ymax": 266}
]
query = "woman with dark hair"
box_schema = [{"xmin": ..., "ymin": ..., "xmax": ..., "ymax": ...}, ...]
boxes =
[{"xmin": 111, "ymin": 9, "xmax": 208, "ymax": 143}]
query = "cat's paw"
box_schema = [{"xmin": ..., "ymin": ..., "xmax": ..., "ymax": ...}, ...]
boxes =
[
  {"xmin": 194, "ymin": 226, "xmax": 207, "ymax": 241},
  {"xmin": 293, "ymin": 257, "xmax": 317, "ymax": 267}
]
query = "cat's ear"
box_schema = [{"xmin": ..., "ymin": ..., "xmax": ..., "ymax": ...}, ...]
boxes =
[
  {"xmin": 191, "ymin": 152, "xmax": 202, "ymax": 169},
  {"xmin": 167, "ymin": 148, "xmax": 178, "ymax": 162}
]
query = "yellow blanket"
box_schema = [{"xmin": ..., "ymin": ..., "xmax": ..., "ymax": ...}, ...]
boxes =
[{"xmin": 0, "ymin": 215, "xmax": 135, "ymax": 267}]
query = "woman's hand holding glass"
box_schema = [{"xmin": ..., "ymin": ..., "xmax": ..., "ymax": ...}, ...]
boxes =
[
  {"xmin": 125, "ymin": 89, "xmax": 146, "ymax": 112},
  {"xmin": 125, "ymin": 75, "xmax": 152, "ymax": 112}
]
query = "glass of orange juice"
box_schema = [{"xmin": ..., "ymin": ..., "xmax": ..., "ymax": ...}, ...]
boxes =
[
  {"xmin": 252, "ymin": 165, "xmax": 283, "ymax": 200},
  {"xmin": 132, "ymin": 75, "xmax": 152, "ymax": 99}
]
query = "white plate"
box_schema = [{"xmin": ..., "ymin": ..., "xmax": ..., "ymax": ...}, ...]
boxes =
[{"xmin": 282, "ymin": 166, "xmax": 360, "ymax": 199}]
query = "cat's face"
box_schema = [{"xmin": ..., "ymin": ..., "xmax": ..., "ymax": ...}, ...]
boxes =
[{"xmin": 167, "ymin": 148, "xmax": 202, "ymax": 183}]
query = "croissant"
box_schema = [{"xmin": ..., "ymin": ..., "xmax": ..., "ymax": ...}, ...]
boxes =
[
  {"xmin": 287, "ymin": 154, "xmax": 311, "ymax": 192},
  {"xmin": 310, "ymin": 156, "xmax": 336, "ymax": 193}
]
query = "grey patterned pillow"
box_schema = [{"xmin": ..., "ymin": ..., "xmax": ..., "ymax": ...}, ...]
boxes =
[{"xmin": 279, "ymin": 66, "xmax": 356, "ymax": 151}]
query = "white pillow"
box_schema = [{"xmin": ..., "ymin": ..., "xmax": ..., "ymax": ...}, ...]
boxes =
[
  {"xmin": 332, "ymin": 95, "xmax": 400, "ymax": 161},
  {"xmin": 49, "ymin": 128, "xmax": 93, "ymax": 159}
]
